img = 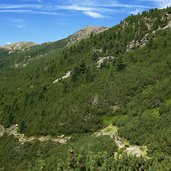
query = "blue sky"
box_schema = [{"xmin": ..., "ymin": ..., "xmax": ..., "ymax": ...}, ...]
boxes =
[{"xmin": 0, "ymin": 0, "xmax": 170, "ymax": 45}]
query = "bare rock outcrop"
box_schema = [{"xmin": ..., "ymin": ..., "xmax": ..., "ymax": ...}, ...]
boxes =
[{"xmin": 67, "ymin": 26, "xmax": 108, "ymax": 45}]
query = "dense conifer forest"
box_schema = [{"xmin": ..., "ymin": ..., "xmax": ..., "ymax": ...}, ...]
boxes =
[{"xmin": 0, "ymin": 7, "xmax": 171, "ymax": 170}]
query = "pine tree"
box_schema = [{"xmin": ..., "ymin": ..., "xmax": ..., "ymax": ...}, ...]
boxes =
[
  {"xmin": 91, "ymin": 52, "xmax": 98, "ymax": 61},
  {"xmin": 19, "ymin": 120, "xmax": 27, "ymax": 133},
  {"xmin": 79, "ymin": 60, "xmax": 86, "ymax": 74},
  {"xmin": 115, "ymin": 57, "xmax": 126, "ymax": 71}
]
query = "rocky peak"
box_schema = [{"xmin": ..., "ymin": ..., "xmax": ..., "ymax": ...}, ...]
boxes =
[
  {"xmin": 67, "ymin": 26, "xmax": 108, "ymax": 45},
  {"xmin": 0, "ymin": 42, "xmax": 36, "ymax": 51}
]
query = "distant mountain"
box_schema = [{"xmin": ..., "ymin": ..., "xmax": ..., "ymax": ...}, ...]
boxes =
[
  {"xmin": 67, "ymin": 26, "xmax": 108, "ymax": 45},
  {"xmin": 8, "ymin": 26, "xmax": 108, "ymax": 58},
  {"xmin": 0, "ymin": 26, "xmax": 108, "ymax": 55},
  {"xmin": 0, "ymin": 42, "xmax": 36, "ymax": 51}
]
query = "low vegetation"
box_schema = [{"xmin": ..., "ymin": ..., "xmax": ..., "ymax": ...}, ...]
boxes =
[{"xmin": 0, "ymin": 7, "xmax": 171, "ymax": 170}]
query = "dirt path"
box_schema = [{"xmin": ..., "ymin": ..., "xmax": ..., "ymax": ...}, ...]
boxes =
[
  {"xmin": 0, "ymin": 124, "xmax": 71, "ymax": 144},
  {"xmin": 95, "ymin": 124, "xmax": 147, "ymax": 157}
]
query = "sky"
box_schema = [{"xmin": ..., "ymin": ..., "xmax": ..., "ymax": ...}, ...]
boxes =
[{"xmin": 0, "ymin": 0, "xmax": 170, "ymax": 45}]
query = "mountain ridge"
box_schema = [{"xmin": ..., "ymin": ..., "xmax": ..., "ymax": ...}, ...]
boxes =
[
  {"xmin": 67, "ymin": 26, "xmax": 108, "ymax": 45},
  {"xmin": 0, "ymin": 26, "xmax": 108, "ymax": 52},
  {"xmin": 0, "ymin": 42, "xmax": 36, "ymax": 51}
]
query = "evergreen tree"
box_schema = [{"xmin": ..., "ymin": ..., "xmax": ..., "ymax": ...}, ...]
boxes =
[
  {"xmin": 91, "ymin": 52, "xmax": 98, "ymax": 61},
  {"xmin": 115, "ymin": 57, "xmax": 126, "ymax": 71},
  {"xmin": 19, "ymin": 120, "xmax": 27, "ymax": 133},
  {"xmin": 79, "ymin": 60, "xmax": 86, "ymax": 74}
]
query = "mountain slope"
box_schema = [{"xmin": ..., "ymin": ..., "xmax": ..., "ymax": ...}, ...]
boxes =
[
  {"xmin": 0, "ymin": 42, "xmax": 36, "ymax": 51},
  {"xmin": 0, "ymin": 26, "xmax": 108, "ymax": 69},
  {"xmin": 67, "ymin": 26, "xmax": 108, "ymax": 45},
  {"xmin": 1, "ymin": 7, "xmax": 171, "ymax": 137},
  {"xmin": 0, "ymin": 7, "xmax": 171, "ymax": 171}
]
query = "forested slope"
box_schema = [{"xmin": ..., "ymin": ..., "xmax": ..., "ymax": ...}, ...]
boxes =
[{"xmin": 0, "ymin": 7, "xmax": 171, "ymax": 170}]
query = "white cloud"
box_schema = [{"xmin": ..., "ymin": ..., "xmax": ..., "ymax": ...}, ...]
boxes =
[
  {"xmin": 0, "ymin": 4, "xmax": 43, "ymax": 9},
  {"xmin": 6, "ymin": 42, "xmax": 14, "ymax": 45},
  {"xmin": 16, "ymin": 24, "xmax": 25, "ymax": 28},
  {"xmin": 108, "ymin": 3, "xmax": 153, "ymax": 9},
  {"xmin": 9, "ymin": 18, "xmax": 26, "ymax": 28},
  {"xmin": 66, "ymin": 0, "xmax": 153, "ymax": 9},
  {"xmin": 30, "ymin": 11, "xmax": 64, "ymax": 16},
  {"xmin": 0, "ymin": 9, "xmax": 66, "ymax": 16},
  {"xmin": 83, "ymin": 11, "xmax": 105, "ymax": 18},
  {"xmin": 0, "ymin": 3, "xmax": 111, "ymax": 18},
  {"xmin": 130, "ymin": 9, "xmax": 142, "ymax": 15},
  {"xmin": 65, "ymin": 0, "xmax": 107, "ymax": 6},
  {"xmin": 0, "ymin": 0, "xmax": 155, "ymax": 18},
  {"xmin": 60, "ymin": 5, "xmax": 94, "ymax": 11},
  {"xmin": 0, "ymin": 9, "xmax": 32, "ymax": 13},
  {"xmin": 141, "ymin": 0, "xmax": 171, "ymax": 8}
]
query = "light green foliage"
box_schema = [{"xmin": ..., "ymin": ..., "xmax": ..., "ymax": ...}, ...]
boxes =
[
  {"xmin": 142, "ymin": 108, "xmax": 160, "ymax": 118},
  {"xmin": 166, "ymin": 99, "xmax": 171, "ymax": 107}
]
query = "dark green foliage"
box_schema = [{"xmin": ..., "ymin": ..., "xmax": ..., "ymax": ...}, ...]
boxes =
[
  {"xmin": 91, "ymin": 52, "xmax": 98, "ymax": 61},
  {"xmin": 115, "ymin": 57, "xmax": 126, "ymax": 71},
  {"xmin": 19, "ymin": 120, "xmax": 27, "ymax": 133},
  {"xmin": 0, "ymin": 7, "xmax": 171, "ymax": 170}
]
